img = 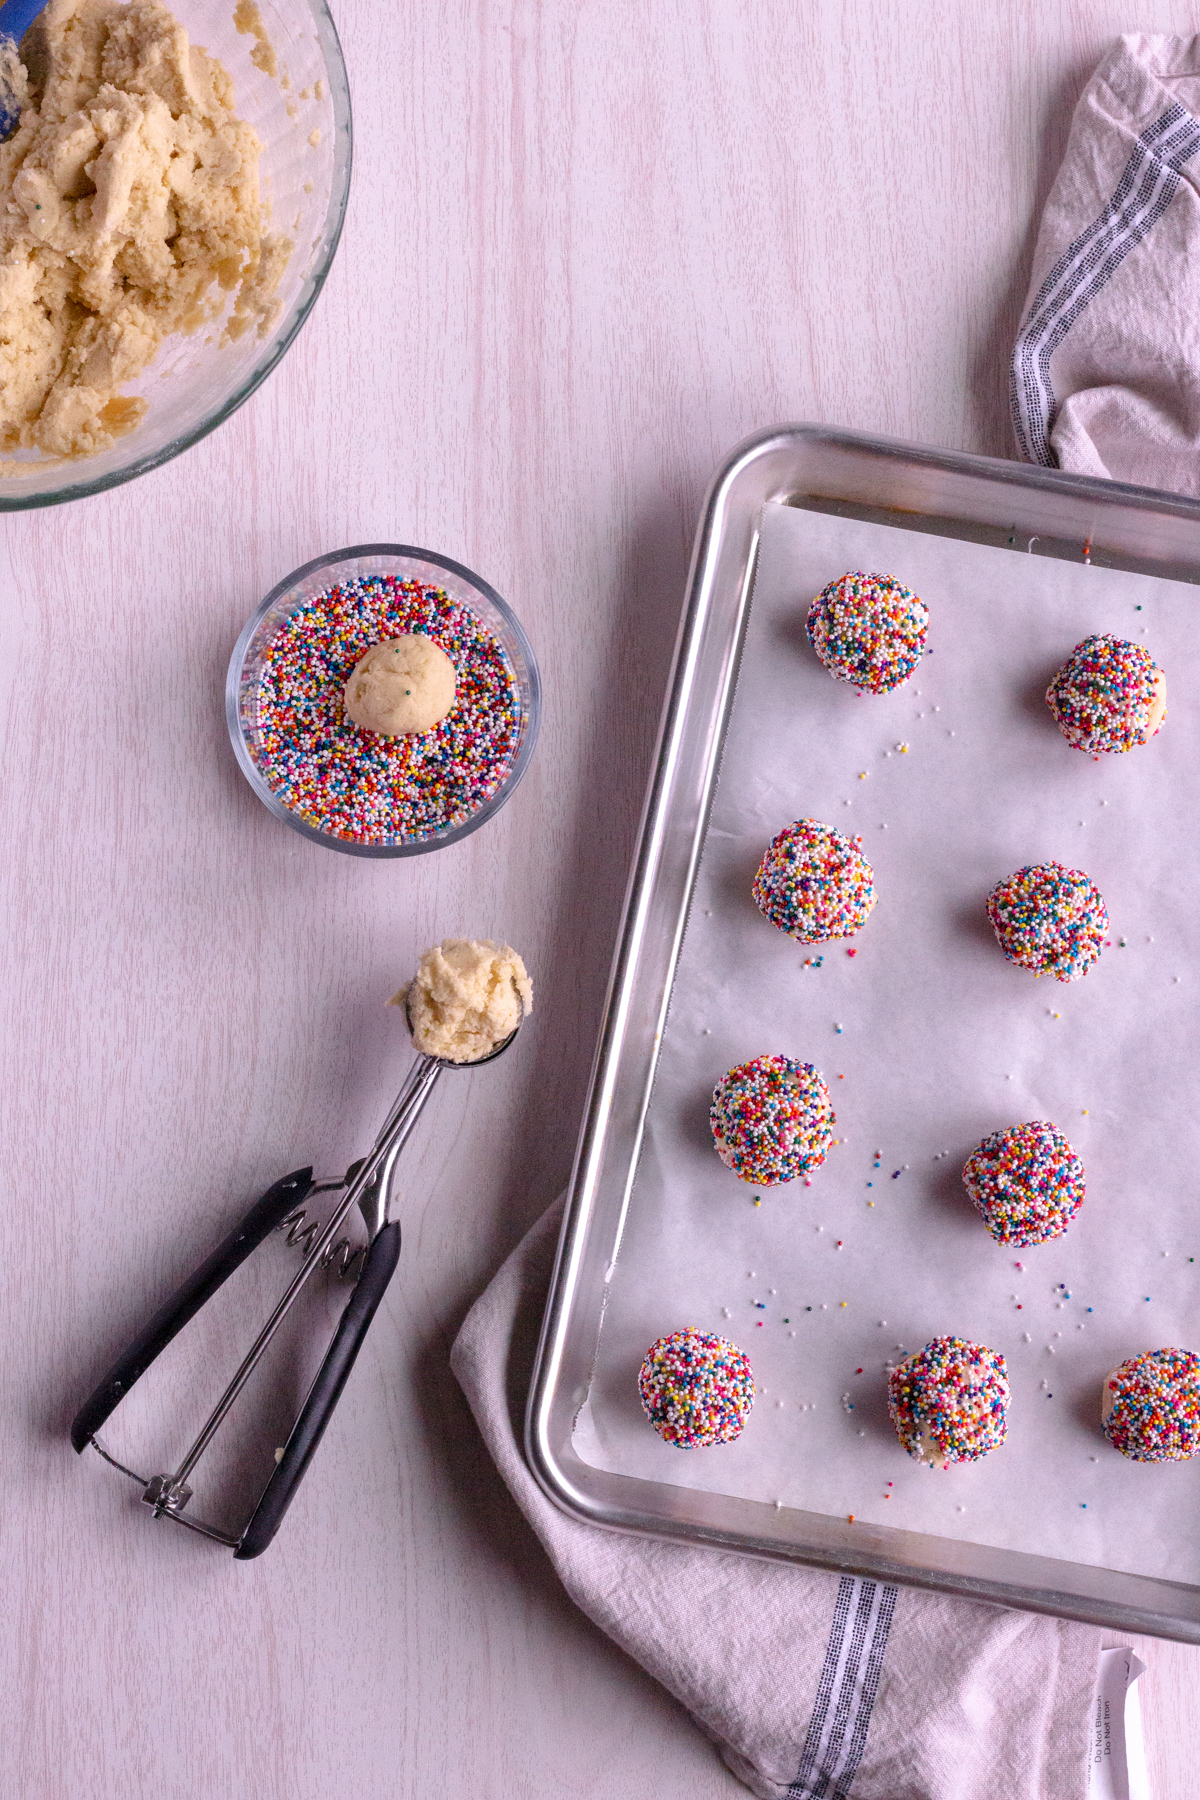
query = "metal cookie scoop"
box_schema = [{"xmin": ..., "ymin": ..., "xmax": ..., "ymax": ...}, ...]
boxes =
[{"xmin": 70, "ymin": 979, "xmax": 526, "ymax": 1557}]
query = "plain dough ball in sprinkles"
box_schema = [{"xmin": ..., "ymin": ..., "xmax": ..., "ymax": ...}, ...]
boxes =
[
  {"xmin": 962, "ymin": 1121, "xmax": 1085, "ymax": 1246},
  {"xmin": 710, "ymin": 1055, "xmax": 835, "ymax": 1186},
  {"xmin": 254, "ymin": 574, "xmax": 522, "ymax": 846},
  {"xmin": 1102, "ymin": 1349, "xmax": 1200, "ymax": 1463},
  {"xmin": 343, "ymin": 634, "xmax": 456, "ymax": 736},
  {"xmin": 805, "ymin": 570, "xmax": 929, "ymax": 693},
  {"xmin": 888, "ymin": 1337, "xmax": 1010, "ymax": 1467},
  {"xmin": 752, "ymin": 819, "xmax": 875, "ymax": 943},
  {"xmin": 986, "ymin": 861, "xmax": 1108, "ymax": 982},
  {"xmin": 638, "ymin": 1328, "xmax": 755, "ymax": 1447},
  {"xmin": 1046, "ymin": 634, "xmax": 1167, "ymax": 754}
]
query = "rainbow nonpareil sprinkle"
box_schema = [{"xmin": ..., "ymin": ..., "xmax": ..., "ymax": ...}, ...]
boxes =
[
  {"xmin": 986, "ymin": 861, "xmax": 1108, "ymax": 982},
  {"xmin": 888, "ymin": 1337, "xmax": 1009, "ymax": 1466},
  {"xmin": 1103, "ymin": 1348, "xmax": 1200, "ymax": 1463},
  {"xmin": 1046, "ymin": 634, "xmax": 1165, "ymax": 754},
  {"xmin": 710, "ymin": 1055, "xmax": 834, "ymax": 1186},
  {"xmin": 962, "ymin": 1121, "xmax": 1085, "ymax": 1246},
  {"xmin": 752, "ymin": 819, "xmax": 875, "ymax": 944},
  {"xmin": 252, "ymin": 575, "xmax": 522, "ymax": 845},
  {"xmin": 638, "ymin": 1327, "xmax": 755, "ymax": 1447},
  {"xmin": 805, "ymin": 570, "xmax": 928, "ymax": 694}
]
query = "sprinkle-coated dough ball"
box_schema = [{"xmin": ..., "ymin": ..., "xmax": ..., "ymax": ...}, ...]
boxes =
[
  {"xmin": 805, "ymin": 570, "xmax": 929, "ymax": 694},
  {"xmin": 752, "ymin": 819, "xmax": 875, "ymax": 944},
  {"xmin": 638, "ymin": 1328, "xmax": 756, "ymax": 1447},
  {"xmin": 343, "ymin": 634, "xmax": 457, "ymax": 735},
  {"xmin": 986, "ymin": 862, "xmax": 1107, "ymax": 983},
  {"xmin": 1046, "ymin": 635, "xmax": 1167, "ymax": 754},
  {"xmin": 888, "ymin": 1338, "xmax": 1010, "ymax": 1467},
  {"xmin": 962, "ymin": 1121, "xmax": 1085, "ymax": 1247},
  {"xmin": 710, "ymin": 1055, "xmax": 835, "ymax": 1187},
  {"xmin": 1102, "ymin": 1349, "xmax": 1200, "ymax": 1463}
]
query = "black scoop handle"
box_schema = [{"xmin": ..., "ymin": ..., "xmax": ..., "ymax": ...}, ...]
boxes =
[
  {"xmin": 235, "ymin": 1219, "xmax": 402, "ymax": 1560},
  {"xmin": 70, "ymin": 1168, "xmax": 315, "ymax": 1453}
]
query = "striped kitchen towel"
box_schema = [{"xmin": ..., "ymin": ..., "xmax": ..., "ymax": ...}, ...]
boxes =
[
  {"xmin": 451, "ymin": 1200, "xmax": 1101, "ymax": 1800},
  {"xmin": 1011, "ymin": 36, "xmax": 1200, "ymax": 496}
]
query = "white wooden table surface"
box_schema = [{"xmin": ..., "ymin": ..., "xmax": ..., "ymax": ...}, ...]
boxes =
[{"xmin": 3, "ymin": 2, "xmax": 1198, "ymax": 1794}]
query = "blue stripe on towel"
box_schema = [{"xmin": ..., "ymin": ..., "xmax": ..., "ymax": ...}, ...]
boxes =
[
  {"xmin": 1011, "ymin": 102, "xmax": 1200, "ymax": 466},
  {"xmin": 789, "ymin": 1577, "xmax": 898, "ymax": 1798}
]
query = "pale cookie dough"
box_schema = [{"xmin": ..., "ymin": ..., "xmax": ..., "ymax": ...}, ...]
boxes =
[
  {"xmin": 395, "ymin": 938, "xmax": 532, "ymax": 1064},
  {"xmin": 343, "ymin": 636, "xmax": 457, "ymax": 736},
  {"xmin": 0, "ymin": 0, "xmax": 291, "ymax": 458},
  {"xmin": 232, "ymin": 0, "xmax": 277, "ymax": 77}
]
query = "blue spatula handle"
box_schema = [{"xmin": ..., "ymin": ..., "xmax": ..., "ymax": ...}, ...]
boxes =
[
  {"xmin": 0, "ymin": 0, "xmax": 43, "ymax": 136},
  {"xmin": 0, "ymin": 0, "xmax": 45, "ymax": 45}
]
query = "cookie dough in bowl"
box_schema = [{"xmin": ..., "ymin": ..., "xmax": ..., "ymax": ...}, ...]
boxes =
[
  {"xmin": 344, "ymin": 636, "xmax": 457, "ymax": 736},
  {"xmin": 0, "ymin": 0, "xmax": 351, "ymax": 508}
]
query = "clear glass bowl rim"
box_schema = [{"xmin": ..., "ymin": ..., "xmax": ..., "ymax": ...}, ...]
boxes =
[
  {"xmin": 225, "ymin": 542, "xmax": 543, "ymax": 858},
  {"xmin": 0, "ymin": 0, "xmax": 353, "ymax": 513}
]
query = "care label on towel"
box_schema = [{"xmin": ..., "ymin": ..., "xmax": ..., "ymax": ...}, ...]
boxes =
[{"xmin": 1089, "ymin": 1648, "xmax": 1149, "ymax": 1800}]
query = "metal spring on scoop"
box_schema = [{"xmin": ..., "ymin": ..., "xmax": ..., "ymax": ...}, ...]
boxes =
[{"xmin": 277, "ymin": 1207, "xmax": 365, "ymax": 1281}]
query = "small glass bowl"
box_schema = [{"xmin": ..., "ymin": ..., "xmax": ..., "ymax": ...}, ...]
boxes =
[{"xmin": 227, "ymin": 545, "xmax": 542, "ymax": 857}]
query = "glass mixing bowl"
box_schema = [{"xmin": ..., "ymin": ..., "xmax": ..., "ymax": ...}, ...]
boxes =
[
  {"xmin": 0, "ymin": 0, "xmax": 352, "ymax": 511},
  {"xmin": 227, "ymin": 546, "xmax": 543, "ymax": 857}
]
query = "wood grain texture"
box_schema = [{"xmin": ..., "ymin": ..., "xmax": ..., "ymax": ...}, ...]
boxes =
[{"xmin": 3, "ymin": 0, "xmax": 1199, "ymax": 1794}]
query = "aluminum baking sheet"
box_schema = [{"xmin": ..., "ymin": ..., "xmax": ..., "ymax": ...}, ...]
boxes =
[
  {"xmin": 574, "ymin": 498, "xmax": 1200, "ymax": 1584},
  {"xmin": 528, "ymin": 426, "xmax": 1200, "ymax": 1640}
]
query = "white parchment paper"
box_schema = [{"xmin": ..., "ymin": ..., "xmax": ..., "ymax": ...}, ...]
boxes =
[{"xmin": 574, "ymin": 501, "xmax": 1200, "ymax": 1585}]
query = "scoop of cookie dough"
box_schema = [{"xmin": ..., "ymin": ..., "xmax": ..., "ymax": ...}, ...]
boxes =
[
  {"xmin": 395, "ymin": 937, "xmax": 531, "ymax": 1063},
  {"xmin": 1102, "ymin": 1349, "xmax": 1200, "ymax": 1462},
  {"xmin": 1046, "ymin": 634, "xmax": 1167, "ymax": 754},
  {"xmin": 344, "ymin": 636, "xmax": 457, "ymax": 736}
]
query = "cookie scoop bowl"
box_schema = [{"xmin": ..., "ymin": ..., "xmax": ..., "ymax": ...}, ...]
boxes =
[
  {"xmin": 227, "ymin": 545, "xmax": 541, "ymax": 857},
  {"xmin": 0, "ymin": 0, "xmax": 352, "ymax": 510}
]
